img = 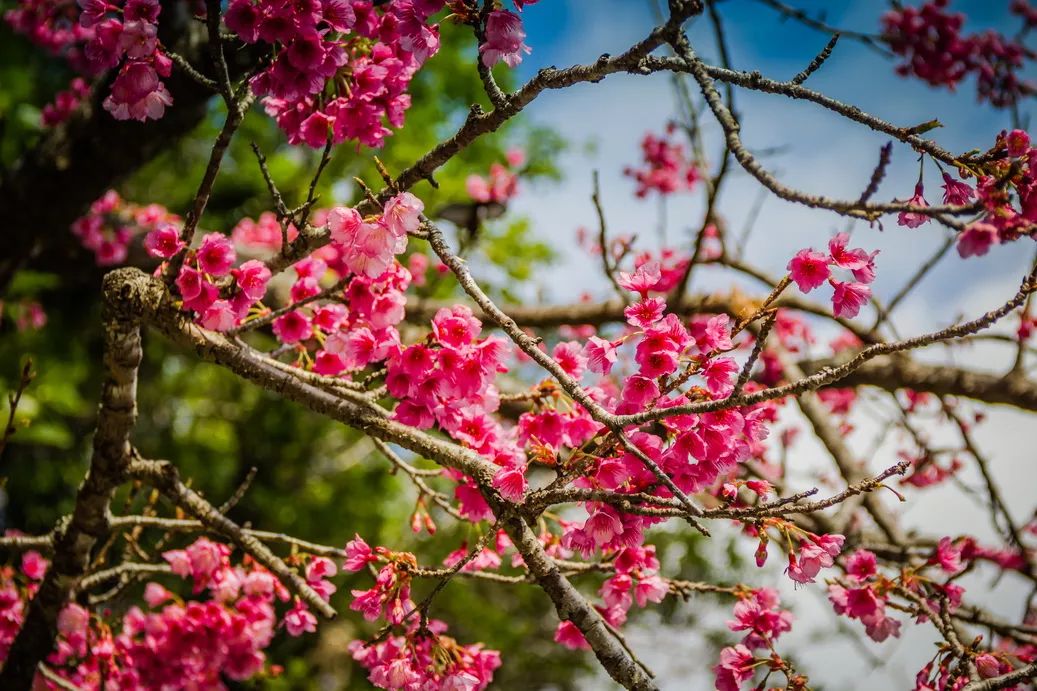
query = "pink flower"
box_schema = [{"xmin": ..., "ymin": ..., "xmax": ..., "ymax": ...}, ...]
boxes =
[
  {"xmin": 506, "ymin": 147, "xmax": 526, "ymax": 167},
  {"xmin": 624, "ymin": 296, "xmax": 666, "ymax": 328},
  {"xmin": 635, "ymin": 347, "xmax": 679, "ymax": 379},
  {"xmin": 313, "ymin": 351, "xmax": 347, "ymax": 375},
  {"xmin": 103, "ymin": 62, "xmax": 173, "ymax": 121},
  {"xmin": 432, "ymin": 305, "xmax": 482, "ymax": 347},
  {"xmin": 306, "ymin": 556, "xmax": 338, "ymax": 583},
  {"xmin": 199, "ymin": 299, "xmax": 237, "ymax": 331},
  {"xmin": 620, "ymin": 375, "xmax": 659, "ymax": 409},
  {"xmin": 344, "ymin": 534, "xmax": 377, "ymax": 572},
  {"xmin": 714, "ymin": 644, "xmax": 755, "ymax": 691},
  {"xmin": 827, "ymin": 233, "xmax": 877, "ymax": 284},
  {"xmin": 813, "ymin": 533, "xmax": 845, "ymax": 557},
  {"xmin": 830, "ymin": 280, "xmax": 870, "ymax": 318},
  {"xmin": 162, "ymin": 549, "xmax": 191, "ymax": 578},
  {"xmin": 552, "ymin": 341, "xmax": 587, "ymax": 378},
  {"xmin": 846, "ymin": 549, "xmax": 877, "ymax": 581},
  {"xmin": 700, "ymin": 357, "xmax": 738, "ymax": 396},
  {"xmin": 479, "ymin": 10, "xmax": 531, "ymax": 68},
  {"xmin": 492, "ymin": 466, "xmax": 527, "ymax": 503},
  {"xmin": 617, "ymin": 261, "xmax": 661, "ymax": 296},
  {"xmin": 930, "ymin": 536, "xmax": 964, "ymax": 574},
  {"xmin": 196, "ymin": 232, "xmax": 236, "ymax": 276},
  {"xmin": 345, "ymin": 221, "xmax": 401, "ymax": 278},
  {"xmin": 897, "ymin": 182, "xmax": 930, "ymax": 228},
  {"xmin": 941, "ymin": 171, "xmax": 975, "ymax": 205},
  {"xmin": 143, "ymin": 582, "xmax": 173, "ymax": 607},
  {"xmin": 284, "ymin": 601, "xmax": 317, "ymax": 636},
  {"xmin": 272, "ymin": 310, "xmax": 312, "ymax": 344},
  {"xmin": 584, "ymin": 506, "xmax": 624, "ymax": 545},
  {"xmin": 975, "ymin": 653, "xmax": 1007, "ymax": 679},
  {"xmin": 787, "ymin": 537, "xmax": 840, "ymax": 584},
  {"xmin": 585, "ymin": 336, "xmax": 618, "ymax": 374},
  {"xmin": 233, "ymin": 260, "xmax": 271, "ymax": 301},
  {"xmin": 57, "ymin": 603, "xmax": 89, "ymax": 638},
  {"xmin": 1006, "ymin": 128, "xmax": 1031, "ymax": 157},
  {"xmin": 77, "ymin": 0, "xmax": 109, "ymax": 27},
  {"xmin": 690, "ymin": 314, "xmax": 733, "ymax": 353},
  {"xmin": 144, "ymin": 224, "xmax": 185, "ymax": 258},
  {"xmin": 553, "ymin": 621, "xmax": 589, "ymax": 650},
  {"xmin": 299, "ymin": 110, "xmax": 333, "ymax": 147},
  {"xmin": 634, "ymin": 574, "xmax": 668, "ymax": 607},
  {"xmin": 20, "ymin": 551, "xmax": 47, "ymax": 580},
  {"xmin": 328, "ymin": 206, "xmax": 363, "ymax": 244},
  {"xmin": 787, "ymin": 249, "xmax": 831, "ymax": 292},
  {"xmin": 382, "ymin": 191, "xmax": 424, "ymax": 237},
  {"xmin": 225, "ymin": 0, "xmax": 261, "ymax": 42},
  {"xmin": 956, "ymin": 221, "xmax": 999, "ymax": 258},
  {"xmin": 466, "ymin": 174, "xmax": 491, "ymax": 202}
]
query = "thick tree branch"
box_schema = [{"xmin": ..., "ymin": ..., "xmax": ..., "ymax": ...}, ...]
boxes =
[
  {"xmin": 126, "ymin": 456, "xmax": 337, "ymax": 618},
  {"xmin": 0, "ymin": 272, "xmax": 144, "ymax": 688}
]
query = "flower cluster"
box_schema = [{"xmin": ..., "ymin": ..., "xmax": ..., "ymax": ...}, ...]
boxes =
[
  {"xmin": 479, "ymin": 6, "xmax": 532, "ymax": 68},
  {"xmin": 0, "ymin": 549, "xmax": 47, "ymax": 661},
  {"xmin": 1, "ymin": 300, "xmax": 48, "ymax": 332},
  {"xmin": 882, "ymin": 0, "xmax": 1036, "ymax": 107},
  {"xmin": 781, "ymin": 531, "xmax": 845, "ymax": 584},
  {"xmin": 5, "ymin": 0, "xmax": 98, "ymax": 74},
  {"xmin": 41, "ymin": 77, "xmax": 91, "ymax": 126},
  {"xmin": 72, "ymin": 190, "xmax": 181, "ymax": 265},
  {"xmin": 465, "ymin": 148, "xmax": 525, "ymax": 204},
  {"xmin": 349, "ymin": 625, "xmax": 502, "ymax": 691},
  {"xmin": 623, "ymin": 125, "xmax": 700, "ymax": 198},
  {"xmin": 0, "ymin": 538, "xmax": 341, "ymax": 688},
  {"xmin": 344, "ymin": 536, "xmax": 501, "ymax": 690},
  {"xmin": 76, "ymin": 0, "xmax": 172, "ymax": 120},
  {"xmin": 787, "ymin": 233, "xmax": 878, "ymax": 318},
  {"xmin": 827, "ymin": 549, "xmax": 903, "ymax": 644},
  {"xmin": 955, "ymin": 129, "xmax": 1037, "ymax": 258},
  {"xmin": 168, "ymin": 232, "xmax": 270, "ymax": 332},
  {"xmin": 386, "ymin": 304, "xmax": 517, "ymax": 500},
  {"xmin": 715, "ymin": 588, "xmax": 798, "ymax": 691},
  {"xmin": 228, "ymin": 0, "xmax": 444, "ymax": 147},
  {"xmin": 232, "ymin": 211, "xmax": 299, "ymax": 253},
  {"xmin": 549, "ymin": 279, "xmax": 778, "ymax": 563}
]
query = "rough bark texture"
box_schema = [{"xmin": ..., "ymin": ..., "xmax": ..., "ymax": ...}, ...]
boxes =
[{"xmin": 0, "ymin": 272, "xmax": 143, "ymax": 688}]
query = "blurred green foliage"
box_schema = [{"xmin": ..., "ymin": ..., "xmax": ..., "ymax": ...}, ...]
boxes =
[{"xmin": 0, "ymin": 11, "xmax": 725, "ymax": 690}]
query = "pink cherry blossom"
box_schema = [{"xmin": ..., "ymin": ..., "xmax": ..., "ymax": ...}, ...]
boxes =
[
  {"xmin": 830, "ymin": 280, "xmax": 871, "ymax": 318},
  {"xmin": 479, "ymin": 9, "xmax": 531, "ymax": 68},
  {"xmin": 787, "ymin": 249, "xmax": 831, "ymax": 292},
  {"xmin": 624, "ymin": 296, "xmax": 666, "ymax": 328},
  {"xmin": 143, "ymin": 223, "xmax": 184, "ymax": 258},
  {"xmin": 585, "ymin": 336, "xmax": 618, "ymax": 374},
  {"xmin": 941, "ymin": 171, "xmax": 975, "ymax": 205},
  {"xmin": 382, "ymin": 191, "xmax": 424, "ymax": 237},
  {"xmin": 617, "ymin": 261, "xmax": 661, "ymax": 296},
  {"xmin": 196, "ymin": 232, "xmax": 236, "ymax": 276},
  {"xmin": 897, "ymin": 182, "xmax": 931, "ymax": 228},
  {"xmin": 620, "ymin": 375, "xmax": 659, "ymax": 409}
]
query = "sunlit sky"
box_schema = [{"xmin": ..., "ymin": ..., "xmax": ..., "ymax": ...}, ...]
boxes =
[{"xmin": 485, "ymin": 2, "xmax": 1037, "ymax": 688}]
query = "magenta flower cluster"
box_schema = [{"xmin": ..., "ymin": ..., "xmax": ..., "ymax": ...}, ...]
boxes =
[
  {"xmin": 623, "ymin": 124, "xmax": 701, "ymax": 198},
  {"xmin": 71, "ymin": 190, "xmax": 181, "ymax": 266},
  {"xmin": 227, "ymin": 0, "xmax": 445, "ymax": 148},
  {"xmin": 883, "ymin": 0, "xmax": 1036, "ymax": 107},
  {"xmin": 786, "ymin": 233, "xmax": 878, "ymax": 319}
]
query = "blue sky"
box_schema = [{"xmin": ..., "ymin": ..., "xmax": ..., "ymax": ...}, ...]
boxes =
[{"xmin": 493, "ymin": 2, "xmax": 1037, "ymax": 688}]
